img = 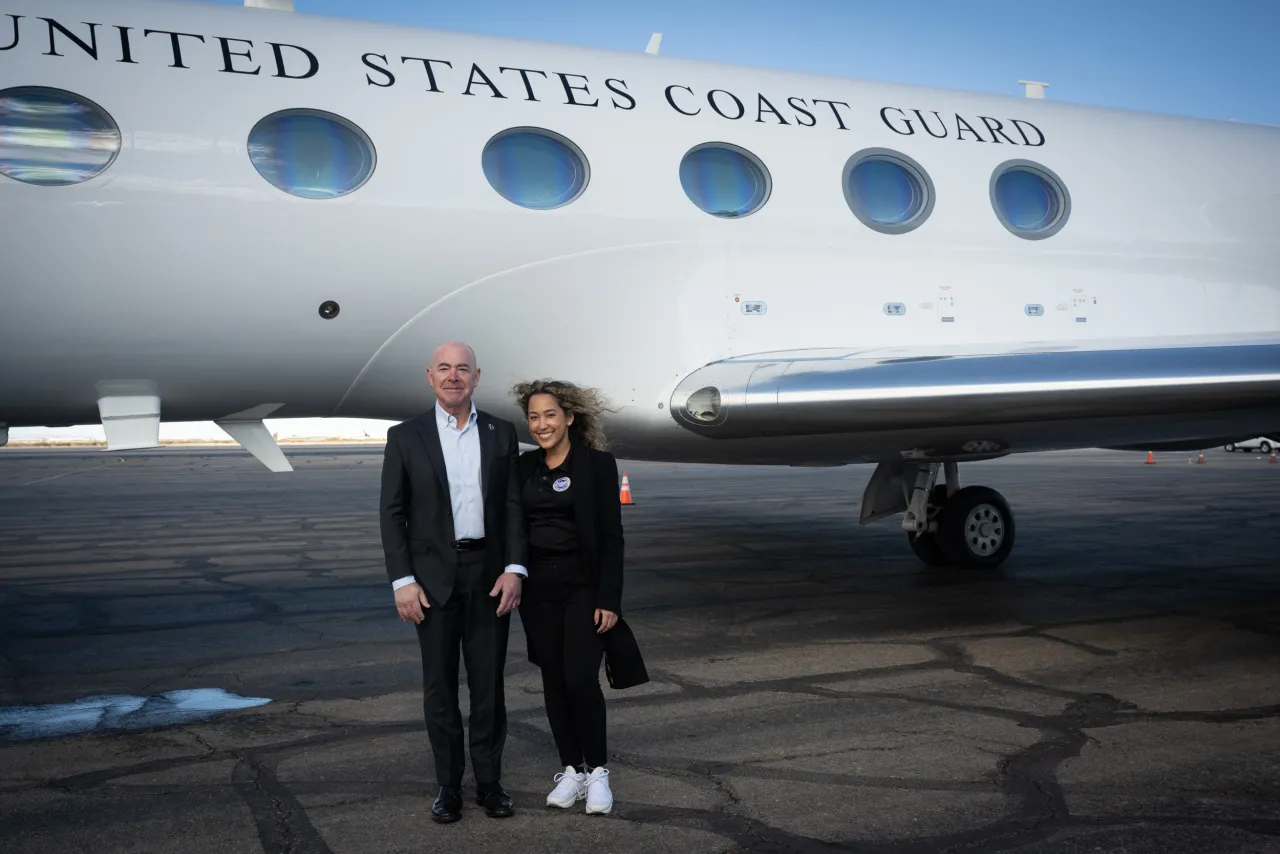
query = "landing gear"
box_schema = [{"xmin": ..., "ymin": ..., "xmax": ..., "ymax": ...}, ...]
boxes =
[
  {"xmin": 904, "ymin": 482, "xmax": 950, "ymax": 566},
  {"xmin": 902, "ymin": 465, "xmax": 1015, "ymax": 569},
  {"xmin": 861, "ymin": 459, "xmax": 1015, "ymax": 569}
]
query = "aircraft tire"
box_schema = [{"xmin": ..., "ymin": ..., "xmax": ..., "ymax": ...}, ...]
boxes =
[{"xmin": 937, "ymin": 486, "xmax": 1015, "ymax": 569}]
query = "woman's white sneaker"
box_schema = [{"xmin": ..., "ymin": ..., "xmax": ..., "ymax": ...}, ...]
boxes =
[
  {"xmin": 585, "ymin": 766, "xmax": 612, "ymax": 815},
  {"xmin": 546, "ymin": 766, "xmax": 586, "ymax": 808}
]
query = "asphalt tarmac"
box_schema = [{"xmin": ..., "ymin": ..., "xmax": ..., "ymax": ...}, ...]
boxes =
[{"xmin": 1, "ymin": 445, "xmax": 1278, "ymax": 853}]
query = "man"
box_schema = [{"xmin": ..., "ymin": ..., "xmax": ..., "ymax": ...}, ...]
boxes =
[{"xmin": 380, "ymin": 341, "xmax": 528, "ymax": 823}]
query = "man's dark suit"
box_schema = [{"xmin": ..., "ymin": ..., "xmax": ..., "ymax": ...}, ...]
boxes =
[{"xmin": 379, "ymin": 407, "xmax": 528, "ymax": 788}]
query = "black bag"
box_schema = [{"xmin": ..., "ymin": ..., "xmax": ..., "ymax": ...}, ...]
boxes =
[{"xmin": 602, "ymin": 617, "xmax": 649, "ymax": 690}]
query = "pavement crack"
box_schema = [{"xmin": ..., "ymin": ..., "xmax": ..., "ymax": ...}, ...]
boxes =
[
  {"xmin": 1025, "ymin": 631, "xmax": 1118, "ymax": 657},
  {"xmin": 611, "ymin": 801, "xmax": 851, "ymax": 853},
  {"xmin": 188, "ymin": 729, "xmax": 220, "ymax": 758},
  {"xmin": 231, "ymin": 751, "xmax": 332, "ymax": 854}
]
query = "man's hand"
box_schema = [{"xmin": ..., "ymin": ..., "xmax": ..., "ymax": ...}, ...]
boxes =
[
  {"xmin": 490, "ymin": 572, "xmax": 522, "ymax": 617},
  {"xmin": 594, "ymin": 609, "xmax": 618, "ymax": 634},
  {"xmin": 395, "ymin": 582, "xmax": 430, "ymax": 624}
]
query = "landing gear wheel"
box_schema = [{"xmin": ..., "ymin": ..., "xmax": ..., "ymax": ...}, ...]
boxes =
[
  {"xmin": 1225, "ymin": 444, "xmax": 1236, "ymax": 452},
  {"xmin": 1262, "ymin": 441, "xmax": 1273, "ymax": 454},
  {"xmin": 937, "ymin": 486, "xmax": 1015, "ymax": 569}
]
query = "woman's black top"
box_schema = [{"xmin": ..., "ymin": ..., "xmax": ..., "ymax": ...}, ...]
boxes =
[{"xmin": 522, "ymin": 445, "xmax": 589, "ymax": 585}]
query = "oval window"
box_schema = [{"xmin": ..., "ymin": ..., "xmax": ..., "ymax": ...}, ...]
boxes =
[
  {"xmin": 0, "ymin": 86, "xmax": 121, "ymax": 186},
  {"xmin": 247, "ymin": 109, "xmax": 376, "ymax": 199},
  {"xmin": 842, "ymin": 149, "xmax": 934, "ymax": 234},
  {"xmin": 991, "ymin": 161, "xmax": 1070, "ymax": 239},
  {"xmin": 679, "ymin": 143, "xmax": 771, "ymax": 218},
  {"xmin": 481, "ymin": 128, "xmax": 589, "ymax": 210}
]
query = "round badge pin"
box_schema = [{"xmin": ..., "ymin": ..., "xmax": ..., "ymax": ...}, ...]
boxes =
[{"xmin": 552, "ymin": 476, "xmax": 571, "ymax": 492}]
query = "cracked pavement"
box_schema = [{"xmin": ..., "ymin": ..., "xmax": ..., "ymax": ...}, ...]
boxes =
[{"xmin": 1, "ymin": 446, "xmax": 1279, "ymax": 853}]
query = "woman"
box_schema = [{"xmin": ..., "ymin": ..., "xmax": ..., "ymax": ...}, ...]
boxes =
[{"xmin": 511, "ymin": 379, "xmax": 647, "ymax": 816}]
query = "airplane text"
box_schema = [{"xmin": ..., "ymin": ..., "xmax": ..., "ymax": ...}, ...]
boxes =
[
  {"xmin": 880, "ymin": 106, "xmax": 1045, "ymax": 146},
  {"xmin": 1, "ymin": 12, "xmax": 1046, "ymax": 143}
]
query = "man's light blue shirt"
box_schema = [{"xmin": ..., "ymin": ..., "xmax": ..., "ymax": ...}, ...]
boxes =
[{"xmin": 391, "ymin": 401, "xmax": 527, "ymax": 591}]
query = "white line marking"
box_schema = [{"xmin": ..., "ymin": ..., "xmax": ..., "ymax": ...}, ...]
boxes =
[{"xmin": 23, "ymin": 457, "xmax": 125, "ymax": 486}]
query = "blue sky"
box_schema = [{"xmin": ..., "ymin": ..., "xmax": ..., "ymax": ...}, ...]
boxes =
[{"xmin": 209, "ymin": 0, "xmax": 1280, "ymax": 125}]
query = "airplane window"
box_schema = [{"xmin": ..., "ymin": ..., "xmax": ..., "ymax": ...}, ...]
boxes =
[
  {"xmin": 842, "ymin": 149, "xmax": 934, "ymax": 234},
  {"xmin": 679, "ymin": 143, "xmax": 771, "ymax": 218},
  {"xmin": 247, "ymin": 109, "xmax": 376, "ymax": 200},
  {"xmin": 481, "ymin": 127, "xmax": 589, "ymax": 210},
  {"xmin": 991, "ymin": 161, "xmax": 1070, "ymax": 239},
  {"xmin": 0, "ymin": 86, "xmax": 121, "ymax": 186}
]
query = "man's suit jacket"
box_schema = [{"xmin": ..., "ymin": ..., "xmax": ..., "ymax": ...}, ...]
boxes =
[
  {"xmin": 514, "ymin": 438, "xmax": 649, "ymax": 690},
  {"xmin": 379, "ymin": 408, "xmax": 528, "ymax": 608}
]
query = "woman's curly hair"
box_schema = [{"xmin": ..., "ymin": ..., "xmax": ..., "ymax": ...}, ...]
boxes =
[{"xmin": 511, "ymin": 379, "xmax": 614, "ymax": 451}]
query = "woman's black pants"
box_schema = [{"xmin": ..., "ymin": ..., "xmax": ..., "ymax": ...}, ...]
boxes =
[{"xmin": 522, "ymin": 579, "xmax": 607, "ymax": 768}]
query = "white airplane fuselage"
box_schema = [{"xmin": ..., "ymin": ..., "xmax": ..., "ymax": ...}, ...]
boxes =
[{"xmin": 2, "ymin": 0, "xmax": 1279, "ymax": 467}]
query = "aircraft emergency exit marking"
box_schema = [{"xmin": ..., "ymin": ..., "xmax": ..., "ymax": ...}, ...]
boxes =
[{"xmin": 0, "ymin": 12, "xmax": 1045, "ymax": 145}]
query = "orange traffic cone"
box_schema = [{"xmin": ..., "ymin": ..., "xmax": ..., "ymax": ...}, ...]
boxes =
[
  {"xmin": 619, "ymin": 472, "xmax": 634, "ymax": 505},
  {"xmin": 1197, "ymin": 452, "xmax": 1205, "ymax": 465},
  {"xmin": 1145, "ymin": 451, "xmax": 1155, "ymax": 465},
  {"xmin": 1271, "ymin": 452, "xmax": 1277, "ymax": 465}
]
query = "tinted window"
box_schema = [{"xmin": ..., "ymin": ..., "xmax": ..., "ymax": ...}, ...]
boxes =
[
  {"xmin": 482, "ymin": 128, "xmax": 589, "ymax": 210},
  {"xmin": 248, "ymin": 109, "xmax": 376, "ymax": 199},
  {"xmin": 842, "ymin": 149, "xmax": 934, "ymax": 234},
  {"xmin": 0, "ymin": 86, "xmax": 121, "ymax": 186},
  {"xmin": 991, "ymin": 161, "xmax": 1070, "ymax": 239},
  {"xmin": 679, "ymin": 143, "xmax": 771, "ymax": 218}
]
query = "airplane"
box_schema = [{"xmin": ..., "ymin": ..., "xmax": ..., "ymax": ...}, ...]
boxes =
[{"xmin": 1, "ymin": 0, "xmax": 1278, "ymax": 572}]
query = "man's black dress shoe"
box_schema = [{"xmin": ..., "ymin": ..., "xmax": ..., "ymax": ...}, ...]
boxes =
[
  {"xmin": 475, "ymin": 782, "xmax": 514, "ymax": 818},
  {"xmin": 432, "ymin": 786, "xmax": 463, "ymax": 823}
]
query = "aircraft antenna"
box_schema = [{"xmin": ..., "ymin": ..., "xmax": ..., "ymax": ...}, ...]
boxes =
[
  {"xmin": 645, "ymin": 33, "xmax": 663, "ymax": 55},
  {"xmin": 1018, "ymin": 80, "xmax": 1048, "ymax": 99}
]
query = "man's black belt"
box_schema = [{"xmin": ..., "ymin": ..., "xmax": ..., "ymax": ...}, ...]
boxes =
[{"xmin": 452, "ymin": 538, "xmax": 486, "ymax": 552}]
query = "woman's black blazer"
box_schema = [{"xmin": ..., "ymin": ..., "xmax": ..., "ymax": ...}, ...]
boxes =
[
  {"xmin": 515, "ymin": 438, "xmax": 624, "ymax": 614},
  {"xmin": 515, "ymin": 438, "xmax": 647, "ymax": 689}
]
